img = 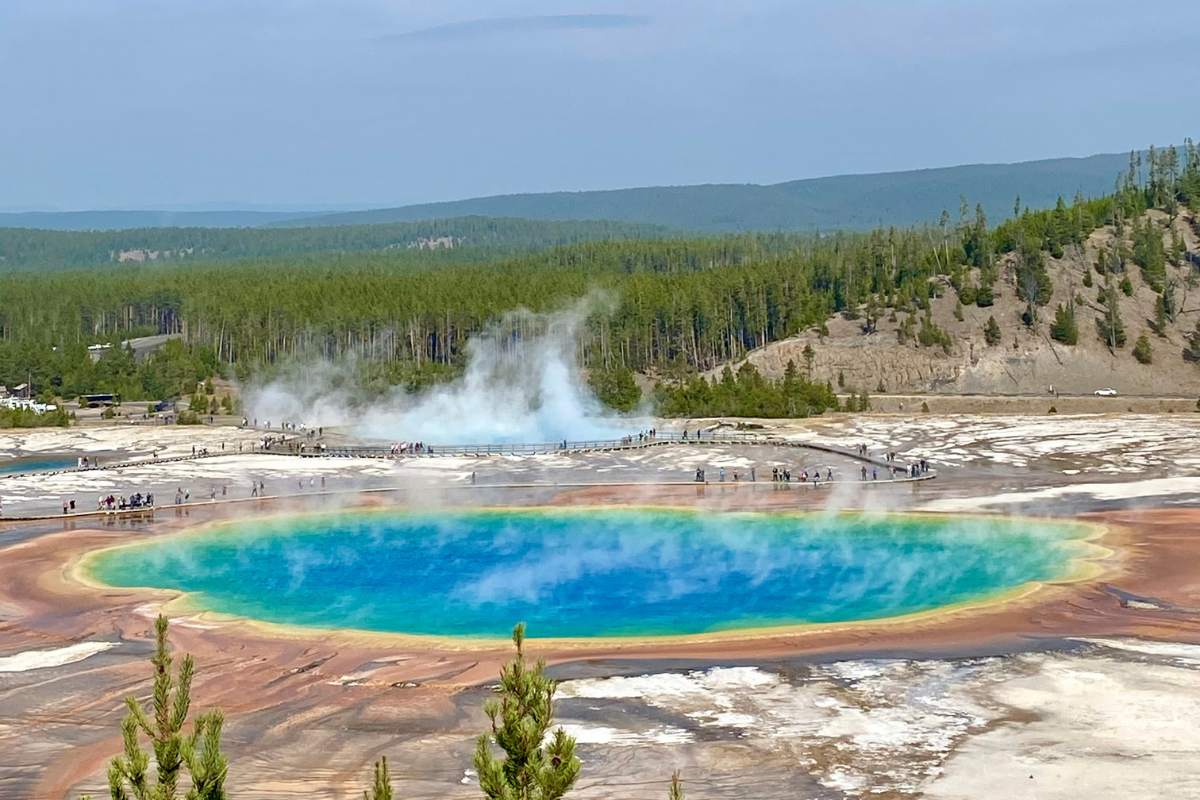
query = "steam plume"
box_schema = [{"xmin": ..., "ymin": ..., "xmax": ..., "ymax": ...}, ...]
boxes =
[{"xmin": 245, "ymin": 299, "xmax": 641, "ymax": 444}]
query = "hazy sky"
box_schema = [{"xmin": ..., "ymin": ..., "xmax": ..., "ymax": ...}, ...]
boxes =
[{"xmin": 1, "ymin": 0, "xmax": 1197, "ymax": 210}]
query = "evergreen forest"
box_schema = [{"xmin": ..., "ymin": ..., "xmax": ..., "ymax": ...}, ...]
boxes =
[{"xmin": 1, "ymin": 141, "xmax": 1197, "ymax": 420}]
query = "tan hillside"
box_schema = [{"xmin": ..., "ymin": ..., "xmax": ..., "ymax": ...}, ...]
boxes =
[{"xmin": 722, "ymin": 208, "xmax": 1200, "ymax": 396}]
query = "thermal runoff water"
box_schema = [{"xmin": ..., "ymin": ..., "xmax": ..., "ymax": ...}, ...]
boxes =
[{"xmin": 88, "ymin": 509, "xmax": 1091, "ymax": 639}]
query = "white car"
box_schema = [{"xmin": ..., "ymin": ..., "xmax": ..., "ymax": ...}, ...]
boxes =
[{"xmin": 1094, "ymin": 388, "xmax": 1118, "ymax": 397}]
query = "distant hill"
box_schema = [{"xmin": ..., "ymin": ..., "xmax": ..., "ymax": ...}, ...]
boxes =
[
  {"xmin": 0, "ymin": 216, "xmax": 680, "ymax": 272},
  {"xmin": 0, "ymin": 148, "xmax": 1166, "ymax": 235},
  {"xmin": 0, "ymin": 209, "xmax": 317, "ymax": 231},
  {"xmin": 270, "ymin": 151, "xmax": 1145, "ymax": 232}
]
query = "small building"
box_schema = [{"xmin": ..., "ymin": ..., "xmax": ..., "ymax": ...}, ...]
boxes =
[
  {"xmin": 12, "ymin": 383, "xmax": 29, "ymax": 399},
  {"xmin": 0, "ymin": 385, "xmax": 7, "ymax": 398}
]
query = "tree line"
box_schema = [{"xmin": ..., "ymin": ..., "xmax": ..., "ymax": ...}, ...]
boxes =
[
  {"xmin": 0, "ymin": 216, "xmax": 680, "ymax": 272},
  {"xmin": 2, "ymin": 139, "xmax": 1197, "ymax": 415}
]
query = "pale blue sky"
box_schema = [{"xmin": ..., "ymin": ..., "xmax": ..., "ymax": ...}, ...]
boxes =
[{"xmin": 1, "ymin": 0, "xmax": 1196, "ymax": 210}]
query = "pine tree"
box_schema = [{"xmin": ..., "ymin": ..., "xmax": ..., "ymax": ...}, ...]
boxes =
[
  {"xmin": 475, "ymin": 623, "xmax": 580, "ymax": 800},
  {"xmin": 364, "ymin": 757, "xmax": 393, "ymax": 800},
  {"xmin": 83, "ymin": 615, "xmax": 227, "ymax": 800},
  {"xmin": 984, "ymin": 316, "xmax": 1001, "ymax": 346},
  {"xmin": 669, "ymin": 772, "xmax": 685, "ymax": 800},
  {"xmin": 802, "ymin": 343, "xmax": 815, "ymax": 377},
  {"xmin": 1186, "ymin": 321, "xmax": 1200, "ymax": 363},
  {"xmin": 1133, "ymin": 334, "xmax": 1153, "ymax": 364},
  {"xmin": 1097, "ymin": 280, "xmax": 1127, "ymax": 349},
  {"xmin": 1155, "ymin": 294, "xmax": 1169, "ymax": 336},
  {"xmin": 1050, "ymin": 303, "xmax": 1078, "ymax": 345}
]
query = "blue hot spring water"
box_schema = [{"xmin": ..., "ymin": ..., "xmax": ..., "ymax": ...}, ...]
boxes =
[
  {"xmin": 0, "ymin": 455, "xmax": 77, "ymax": 475},
  {"xmin": 87, "ymin": 508, "xmax": 1091, "ymax": 639}
]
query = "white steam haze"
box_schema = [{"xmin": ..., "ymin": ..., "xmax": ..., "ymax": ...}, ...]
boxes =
[{"xmin": 245, "ymin": 298, "xmax": 644, "ymax": 444}]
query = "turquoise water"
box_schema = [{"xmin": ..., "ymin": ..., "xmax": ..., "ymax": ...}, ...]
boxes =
[
  {"xmin": 88, "ymin": 508, "xmax": 1089, "ymax": 639},
  {"xmin": 0, "ymin": 455, "xmax": 76, "ymax": 474}
]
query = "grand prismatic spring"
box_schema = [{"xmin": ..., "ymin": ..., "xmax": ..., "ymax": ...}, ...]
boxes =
[
  {"xmin": 6, "ymin": 418, "xmax": 1200, "ymax": 800},
  {"xmin": 85, "ymin": 508, "xmax": 1095, "ymax": 640}
]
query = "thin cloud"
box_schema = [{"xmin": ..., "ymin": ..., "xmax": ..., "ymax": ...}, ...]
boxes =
[{"xmin": 381, "ymin": 14, "xmax": 651, "ymax": 43}]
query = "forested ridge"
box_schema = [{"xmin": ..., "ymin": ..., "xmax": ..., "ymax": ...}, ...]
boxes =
[
  {"xmin": 0, "ymin": 216, "xmax": 679, "ymax": 272},
  {"xmin": 270, "ymin": 150, "xmax": 1153, "ymax": 233},
  {"xmin": 1, "ymin": 141, "xmax": 1197, "ymax": 415}
]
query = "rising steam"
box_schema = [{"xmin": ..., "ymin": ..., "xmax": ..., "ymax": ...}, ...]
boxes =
[{"xmin": 245, "ymin": 299, "xmax": 640, "ymax": 444}]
